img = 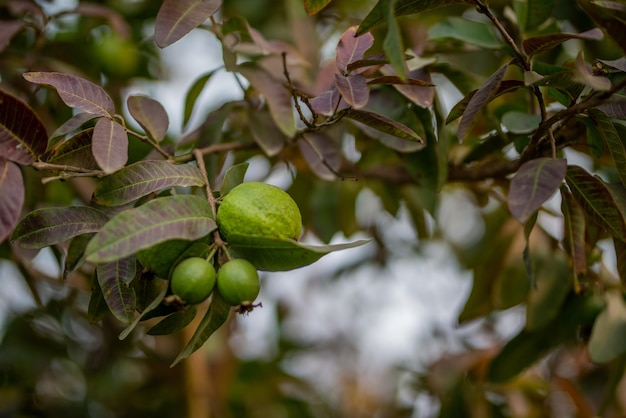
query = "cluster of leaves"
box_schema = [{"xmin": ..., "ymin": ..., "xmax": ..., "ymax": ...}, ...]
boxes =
[{"xmin": 2, "ymin": 0, "xmax": 626, "ymax": 415}]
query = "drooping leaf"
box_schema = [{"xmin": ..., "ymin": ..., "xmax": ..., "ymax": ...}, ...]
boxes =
[
  {"xmin": 508, "ymin": 158, "xmax": 567, "ymax": 224},
  {"xmin": 446, "ymin": 80, "xmax": 526, "ymax": 124},
  {"xmin": 335, "ymin": 74, "xmax": 370, "ymax": 108},
  {"xmin": 237, "ymin": 63, "xmax": 296, "ymax": 137},
  {"xmin": 11, "ymin": 206, "xmax": 109, "ymax": 249},
  {"xmin": 523, "ymin": 28, "xmax": 604, "ymax": 56},
  {"xmin": 599, "ymin": 57, "xmax": 626, "ymax": 72},
  {"xmin": 47, "ymin": 128, "xmax": 98, "ymax": 170},
  {"xmin": 587, "ymin": 108, "xmax": 626, "ymax": 186},
  {"xmin": 429, "ymin": 17, "xmax": 503, "ymax": 49},
  {"xmin": 304, "ymin": 0, "xmax": 332, "ymax": 15},
  {"xmin": 0, "ymin": 21, "xmax": 24, "ymax": 52},
  {"xmin": 0, "ymin": 158, "xmax": 24, "ymax": 243},
  {"xmin": 577, "ymin": 0, "xmax": 626, "ymax": 55},
  {"xmin": 92, "ymin": 117, "xmax": 128, "ymax": 174},
  {"xmin": 93, "ymin": 160, "xmax": 206, "ymax": 206},
  {"xmin": 336, "ymin": 26, "xmax": 374, "ymax": 74},
  {"xmin": 227, "ymin": 233, "xmax": 370, "ymax": 271},
  {"xmin": 154, "ymin": 0, "xmax": 221, "ymax": 48},
  {"xmin": 171, "ymin": 292, "xmax": 231, "ymax": 366},
  {"xmin": 588, "ymin": 291, "xmax": 626, "ymax": 362},
  {"xmin": 127, "ymin": 95, "xmax": 169, "ymax": 142},
  {"xmin": 344, "ymin": 108, "xmax": 423, "ymax": 143},
  {"xmin": 0, "ymin": 89, "xmax": 48, "ymax": 165},
  {"xmin": 561, "ymin": 188, "xmax": 588, "ymax": 283},
  {"xmin": 23, "ymin": 72, "xmax": 115, "ymax": 116},
  {"xmin": 565, "ymin": 165, "xmax": 626, "ymax": 240},
  {"xmin": 183, "ymin": 70, "xmax": 218, "ymax": 129},
  {"xmin": 85, "ymin": 195, "xmax": 216, "ymax": 263},
  {"xmin": 357, "ymin": 0, "xmax": 473, "ymax": 35},
  {"xmin": 309, "ymin": 88, "xmax": 343, "ymax": 116},
  {"xmin": 96, "ymin": 257, "xmax": 137, "ymax": 323},
  {"xmin": 458, "ymin": 63, "xmax": 509, "ymax": 142},
  {"xmin": 220, "ymin": 162, "xmax": 249, "ymax": 197},
  {"xmin": 147, "ymin": 306, "xmax": 198, "ymax": 335},
  {"xmin": 119, "ymin": 280, "xmax": 169, "ymax": 340},
  {"xmin": 299, "ymin": 133, "xmax": 342, "ymax": 181}
]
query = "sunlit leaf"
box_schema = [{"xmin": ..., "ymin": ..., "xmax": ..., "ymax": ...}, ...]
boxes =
[
  {"xmin": 93, "ymin": 160, "xmax": 206, "ymax": 206},
  {"xmin": 92, "ymin": 117, "xmax": 128, "ymax": 174},
  {"xmin": 0, "ymin": 89, "xmax": 48, "ymax": 165},
  {"xmin": 357, "ymin": 0, "xmax": 473, "ymax": 35},
  {"xmin": 171, "ymin": 292, "xmax": 231, "ymax": 366},
  {"xmin": 523, "ymin": 28, "xmax": 604, "ymax": 56},
  {"xmin": 588, "ymin": 291, "xmax": 626, "ymax": 362},
  {"xmin": 85, "ymin": 195, "xmax": 216, "ymax": 263},
  {"xmin": 154, "ymin": 0, "xmax": 221, "ymax": 48},
  {"xmin": 0, "ymin": 158, "xmax": 24, "ymax": 243},
  {"xmin": 304, "ymin": 0, "xmax": 332, "ymax": 15},
  {"xmin": 127, "ymin": 95, "xmax": 169, "ymax": 142},
  {"xmin": 458, "ymin": 63, "xmax": 509, "ymax": 141},
  {"xmin": 23, "ymin": 72, "xmax": 115, "ymax": 116},
  {"xmin": 227, "ymin": 233, "xmax": 370, "ymax": 271},
  {"xmin": 96, "ymin": 257, "xmax": 137, "ymax": 323},
  {"xmin": 11, "ymin": 206, "xmax": 109, "ymax": 249},
  {"xmin": 565, "ymin": 165, "xmax": 626, "ymax": 240},
  {"xmin": 335, "ymin": 74, "xmax": 370, "ymax": 108},
  {"xmin": 344, "ymin": 108, "xmax": 423, "ymax": 143},
  {"xmin": 47, "ymin": 128, "xmax": 98, "ymax": 170},
  {"xmin": 336, "ymin": 26, "xmax": 374, "ymax": 74},
  {"xmin": 237, "ymin": 63, "xmax": 296, "ymax": 137}
]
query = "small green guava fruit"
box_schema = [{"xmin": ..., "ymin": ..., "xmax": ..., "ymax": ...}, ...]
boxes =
[
  {"xmin": 170, "ymin": 257, "xmax": 216, "ymax": 305},
  {"xmin": 216, "ymin": 259, "xmax": 260, "ymax": 306},
  {"xmin": 217, "ymin": 182, "xmax": 302, "ymax": 241}
]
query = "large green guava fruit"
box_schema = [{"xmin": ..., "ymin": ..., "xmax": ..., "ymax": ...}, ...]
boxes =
[{"xmin": 216, "ymin": 182, "xmax": 302, "ymax": 241}]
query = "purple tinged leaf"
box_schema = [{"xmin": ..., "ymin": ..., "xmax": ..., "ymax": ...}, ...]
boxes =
[
  {"xmin": 248, "ymin": 108, "xmax": 286, "ymax": 157},
  {"xmin": 588, "ymin": 109, "xmax": 626, "ymax": 186},
  {"xmin": 599, "ymin": 57, "xmax": 626, "ymax": 72},
  {"xmin": 566, "ymin": 165, "xmax": 626, "ymax": 240},
  {"xmin": 561, "ymin": 188, "xmax": 587, "ymax": 279},
  {"xmin": 0, "ymin": 89, "xmax": 48, "ymax": 165},
  {"xmin": 97, "ymin": 257, "xmax": 137, "ymax": 323},
  {"xmin": 336, "ymin": 26, "xmax": 374, "ymax": 74},
  {"xmin": 23, "ymin": 72, "xmax": 115, "ymax": 116},
  {"xmin": 335, "ymin": 74, "xmax": 370, "ymax": 109},
  {"xmin": 523, "ymin": 28, "xmax": 603, "ymax": 56},
  {"xmin": 597, "ymin": 100, "xmax": 626, "ymax": 118},
  {"xmin": 344, "ymin": 108, "xmax": 423, "ymax": 143},
  {"xmin": 508, "ymin": 158, "xmax": 567, "ymax": 224},
  {"xmin": 310, "ymin": 88, "xmax": 343, "ymax": 116},
  {"xmin": 457, "ymin": 63, "xmax": 508, "ymax": 142},
  {"xmin": 237, "ymin": 63, "xmax": 296, "ymax": 137},
  {"xmin": 47, "ymin": 128, "xmax": 99, "ymax": 170},
  {"xmin": 0, "ymin": 158, "xmax": 24, "ymax": 243},
  {"xmin": 50, "ymin": 112, "xmax": 97, "ymax": 140},
  {"xmin": 93, "ymin": 117, "xmax": 128, "ymax": 174},
  {"xmin": 127, "ymin": 95, "xmax": 169, "ymax": 142},
  {"xmin": 155, "ymin": 0, "xmax": 221, "ymax": 48},
  {"xmin": 0, "ymin": 21, "xmax": 24, "ymax": 52},
  {"xmin": 93, "ymin": 160, "xmax": 206, "ymax": 206},
  {"xmin": 578, "ymin": 0, "xmax": 626, "ymax": 55},
  {"xmin": 447, "ymin": 80, "xmax": 525, "ymax": 124},
  {"xmin": 299, "ymin": 133, "xmax": 342, "ymax": 181},
  {"xmin": 574, "ymin": 51, "xmax": 611, "ymax": 91},
  {"xmin": 378, "ymin": 68, "xmax": 436, "ymax": 108},
  {"xmin": 64, "ymin": 233, "xmax": 94, "ymax": 279},
  {"xmin": 11, "ymin": 206, "xmax": 110, "ymax": 249},
  {"xmin": 85, "ymin": 195, "xmax": 216, "ymax": 264},
  {"xmin": 615, "ymin": 238, "xmax": 626, "ymax": 287}
]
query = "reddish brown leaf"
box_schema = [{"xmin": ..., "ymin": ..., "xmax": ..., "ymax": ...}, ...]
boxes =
[
  {"xmin": 47, "ymin": 129, "xmax": 99, "ymax": 170},
  {"xmin": 93, "ymin": 118, "xmax": 128, "ymax": 174},
  {"xmin": 310, "ymin": 88, "xmax": 344, "ymax": 116},
  {"xmin": 155, "ymin": 0, "xmax": 221, "ymax": 48},
  {"xmin": 523, "ymin": 28, "xmax": 603, "ymax": 56},
  {"xmin": 446, "ymin": 80, "xmax": 525, "ymax": 124},
  {"xmin": 457, "ymin": 63, "xmax": 508, "ymax": 142},
  {"xmin": 0, "ymin": 21, "xmax": 24, "ymax": 52},
  {"xmin": 344, "ymin": 108, "xmax": 423, "ymax": 143},
  {"xmin": 127, "ymin": 95, "xmax": 169, "ymax": 142},
  {"xmin": 336, "ymin": 26, "xmax": 374, "ymax": 74},
  {"xmin": 23, "ymin": 72, "xmax": 115, "ymax": 117},
  {"xmin": 0, "ymin": 89, "xmax": 48, "ymax": 165},
  {"xmin": 0, "ymin": 157, "xmax": 24, "ymax": 242},
  {"xmin": 299, "ymin": 133, "xmax": 342, "ymax": 181},
  {"xmin": 248, "ymin": 108, "xmax": 286, "ymax": 157},
  {"xmin": 367, "ymin": 75, "xmax": 434, "ymax": 87},
  {"xmin": 335, "ymin": 74, "xmax": 370, "ymax": 109}
]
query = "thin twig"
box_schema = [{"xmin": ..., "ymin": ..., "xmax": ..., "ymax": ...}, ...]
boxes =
[
  {"xmin": 193, "ymin": 149, "xmax": 224, "ymax": 248},
  {"xmin": 282, "ymin": 52, "xmax": 316, "ymax": 128},
  {"xmin": 33, "ymin": 161, "xmax": 102, "ymax": 174}
]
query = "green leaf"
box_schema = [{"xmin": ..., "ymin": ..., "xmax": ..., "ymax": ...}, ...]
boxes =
[
  {"xmin": 137, "ymin": 239, "xmax": 201, "ymax": 279},
  {"xmin": 119, "ymin": 279, "xmax": 169, "ymax": 340},
  {"xmin": 183, "ymin": 70, "xmax": 217, "ymax": 129},
  {"xmin": 11, "ymin": 206, "xmax": 109, "ymax": 249},
  {"xmin": 93, "ymin": 160, "xmax": 206, "ymax": 206},
  {"xmin": 227, "ymin": 234, "xmax": 371, "ymax": 271},
  {"xmin": 514, "ymin": 0, "xmax": 555, "ymax": 30},
  {"xmin": 429, "ymin": 17, "xmax": 502, "ymax": 49},
  {"xmin": 220, "ymin": 162, "xmax": 249, "ymax": 197},
  {"xmin": 382, "ymin": 0, "xmax": 408, "ymax": 80},
  {"xmin": 171, "ymin": 293, "xmax": 232, "ymax": 366},
  {"xmin": 588, "ymin": 291, "xmax": 626, "ymax": 363},
  {"xmin": 96, "ymin": 257, "xmax": 137, "ymax": 323},
  {"xmin": 357, "ymin": 0, "xmax": 473, "ymax": 35},
  {"xmin": 565, "ymin": 166, "xmax": 626, "ymax": 240},
  {"xmin": 588, "ymin": 108, "xmax": 626, "ymax": 187},
  {"xmin": 561, "ymin": 188, "xmax": 587, "ymax": 285},
  {"xmin": 501, "ymin": 111, "xmax": 541, "ymax": 134},
  {"xmin": 303, "ymin": 0, "xmax": 331, "ymax": 15},
  {"xmin": 64, "ymin": 233, "xmax": 95, "ymax": 279},
  {"xmin": 88, "ymin": 275, "xmax": 109, "ymax": 323},
  {"xmin": 508, "ymin": 158, "xmax": 567, "ymax": 224},
  {"xmin": 147, "ymin": 305, "xmax": 198, "ymax": 335},
  {"xmin": 526, "ymin": 254, "xmax": 572, "ymax": 331},
  {"xmin": 85, "ymin": 195, "xmax": 216, "ymax": 263}
]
